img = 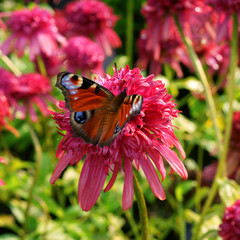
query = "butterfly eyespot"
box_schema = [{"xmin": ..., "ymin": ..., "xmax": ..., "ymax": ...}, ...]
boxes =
[
  {"xmin": 114, "ymin": 125, "xmax": 121, "ymax": 134},
  {"xmin": 74, "ymin": 111, "xmax": 87, "ymax": 124}
]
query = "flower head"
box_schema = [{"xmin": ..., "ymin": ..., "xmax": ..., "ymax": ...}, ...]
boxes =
[
  {"xmin": 63, "ymin": 36, "xmax": 105, "ymax": 77},
  {"xmin": 137, "ymin": 27, "xmax": 189, "ymax": 77},
  {"xmin": 1, "ymin": 7, "xmax": 65, "ymax": 60},
  {"xmin": 0, "ymin": 68, "xmax": 18, "ymax": 97},
  {"xmin": 0, "ymin": 90, "xmax": 19, "ymax": 137},
  {"xmin": 219, "ymin": 199, "xmax": 240, "ymax": 239},
  {"xmin": 50, "ymin": 65, "xmax": 187, "ymax": 211},
  {"xmin": 205, "ymin": 0, "xmax": 240, "ymax": 42},
  {"xmin": 11, "ymin": 73, "xmax": 54, "ymax": 122},
  {"xmin": 139, "ymin": 0, "xmax": 206, "ymax": 76},
  {"xmin": 65, "ymin": 0, "xmax": 121, "ymax": 55},
  {"xmin": 141, "ymin": 0, "xmax": 203, "ymax": 42},
  {"xmin": 54, "ymin": 9, "xmax": 72, "ymax": 38}
]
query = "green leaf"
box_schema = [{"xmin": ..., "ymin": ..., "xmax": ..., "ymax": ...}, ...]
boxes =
[
  {"xmin": 106, "ymin": 55, "xmax": 129, "ymax": 75},
  {"xmin": 175, "ymin": 180, "xmax": 196, "ymax": 202},
  {"xmin": 218, "ymin": 178, "xmax": 240, "ymax": 206},
  {"xmin": 175, "ymin": 77, "xmax": 204, "ymax": 93}
]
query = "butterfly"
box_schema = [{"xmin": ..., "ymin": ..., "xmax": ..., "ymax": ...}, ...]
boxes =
[{"xmin": 56, "ymin": 72, "xmax": 143, "ymax": 147}]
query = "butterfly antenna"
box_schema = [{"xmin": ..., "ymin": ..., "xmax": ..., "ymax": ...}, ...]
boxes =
[{"xmin": 114, "ymin": 63, "xmax": 120, "ymax": 81}]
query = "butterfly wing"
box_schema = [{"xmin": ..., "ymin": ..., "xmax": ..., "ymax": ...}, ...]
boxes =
[
  {"xmin": 56, "ymin": 72, "xmax": 115, "ymax": 145},
  {"xmin": 56, "ymin": 72, "xmax": 114, "ymax": 112},
  {"xmin": 56, "ymin": 72, "xmax": 143, "ymax": 147},
  {"xmin": 97, "ymin": 94, "xmax": 143, "ymax": 147}
]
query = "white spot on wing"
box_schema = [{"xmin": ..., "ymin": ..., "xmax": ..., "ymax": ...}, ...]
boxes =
[{"xmin": 70, "ymin": 90, "xmax": 78, "ymax": 95}]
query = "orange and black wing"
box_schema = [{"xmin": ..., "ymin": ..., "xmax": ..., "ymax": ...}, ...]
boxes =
[
  {"xmin": 97, "ymin": 94, "xmax": 143, "ymax": 147},
  {"xmin": 56, "ymin": 72, "xmax": 114, "ymax": 112}
]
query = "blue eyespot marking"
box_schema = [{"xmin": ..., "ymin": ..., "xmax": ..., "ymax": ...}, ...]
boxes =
[{"xmin": 74, "ymin": 111, "xmax": 86, "ymax": 124}]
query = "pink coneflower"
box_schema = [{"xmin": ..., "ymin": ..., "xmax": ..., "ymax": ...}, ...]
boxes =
[
  {"xmin": 50, "ymin": 65, "xmax": 187, "ymax": 211},
  {"xmin": 137, "ymin": 28, "xmax": 189, "ymax": 77},
  {"xmin": 141, "ymin": 0, "xmax": 203, "ymax": 59},
  {"xmin": 63, "ymin": 36, "xmax": 105, "ymax": 77},
  {"xmin": 0, "ymin": 157, "xmax": 6, "ymax": 186},
  {"xmin": 203, "ymin": 112, "xmax": 240, "ymax": 183},
  {"xmin": 54, "ymin": 9, "xmax": 72, "ymax": 38},
  {"xmin": 0, "ymin": 68, "xmax": 18, "ymax": 97},
  {"xmin": 219, "ymin": 199, "xmax": 240, "ymax": 239},
  {"xmin": 0, "ymin": 91, "xmax": 19, "ymax": 137},
  {"xmin": 188, "ymin": 6, "xmax": 231, "ymax": 77},
  {"xmin": 205, "ymin": 0, "xmax": 240, "ymax": 42},
  {"xmin": 1, "ymin": 7, "xmax": 65, "ymax": 60},
  {"xmin": 11, "ymin": 73, "xmax": 54, "ymax": 122},
  {"xmin": 65, "ymin": 0, "xmax": 121, "ymax": 55}
]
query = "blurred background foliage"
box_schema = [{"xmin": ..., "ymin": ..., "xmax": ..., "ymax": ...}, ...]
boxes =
[{"xmin": 0, "ymin": 0, "xmax": 240, "ymax": 240}]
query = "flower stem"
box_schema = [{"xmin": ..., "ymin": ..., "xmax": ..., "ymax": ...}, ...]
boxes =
[
  {"xmin": 126, "ymin": 0, "xmax": 134, "ymax": 68},
  {"xmin": 133, "ymin": 173, "xmax": 149, "ymax": 240},
  {"xmin": 174, "ymin": 15, "xmax": 222, "ymax": 154},
  {"xmin": 36, "ymin": 54, "xmax": 47, "ymax": 77},
  {"xmin": 196, "ymin": 146, "xmax": 203, "ymax": 213},
  {"xmin": 21, "ymin": 121, "xmax": 42, "ymax": 239},
  {"xmin": 0, "ymin": 50, "xmax": 21, "ymax": 76},
  {"xmin": 190, "ymin": 13, "xmax": 238, "ymax": 240}
]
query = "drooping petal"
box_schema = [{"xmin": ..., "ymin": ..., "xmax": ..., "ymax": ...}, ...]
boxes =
[
  {"xmin": 140, "ymin": 155, "xmax": 166, "ymax": 200},
  {"xmin": 155, "ymin": 144, "xmax": 188, "ymax": 180},
  {"xmin": 122, "ymin": 157, "xmax": 134, "ymax": 210},
  {"xmin": 146, "ymin": 148, "xmax": 166, "ymax": 181},
  {"xmin": 104, "ymin": 162, "xmax": 120, "ymax": 192},
  {"xmin": 161, "ymin": 128, "xmax": 186, "ymax": 159},
  {"xmin": 50, "ymin": 152, "xmax": 75, "ymax": 184},
  {"xmin": 78, "ymin": 157, "xmax": 107, "ymax": 211}
]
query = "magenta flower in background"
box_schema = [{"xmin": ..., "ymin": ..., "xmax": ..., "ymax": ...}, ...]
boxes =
[
  {"xmin": 1, "ymin": 7, "xmax": 65, "ymax": 60},
  {"xmin": 63, "ymin": 36, "xmax": 105, "ymax": 77},
  {"xmin": 203, "ymin": 112, "xmax": 240, "ymax": 183},
  {"xmin": 0, "ymin": 90, "xmax": 19, "ymax": 137},
  {"xmin": 137, "ymin": 28, "xmax": 190, "ymax": 77},
  {"xmin": 219, "ymin": 199, "xmax": 240, "ymax": 240},
  {"xmin": 141, "ymin": 0, "xmax": 203, "ymax": 60},
  {"xmin": 50, "ymin": 65, "xmax": 187, "ymax": 211},
  {"xmin": 64, "ymin": 0, "xmax": 121, "ymax": 55},
  {"xmin": 11, "ymin": 73, "xmax": 55, "ymax": 122},
  {"xmin": 205, "ymin": 0, "xmax": 240, "ymax": 42},
  {"xmin": 54, "ymin": 9, "xmax": 72, "ymax": 38},
  {"xmin": 187, "ymin": 4, "xmax": 231, "ymax": 77},
  {"xmin": 138, "ymin": 1, "xmax": 231, "ymax": 78},
  {"xmin": 0, "ymin": 68, "xmax": 18, "ymax": 99}
]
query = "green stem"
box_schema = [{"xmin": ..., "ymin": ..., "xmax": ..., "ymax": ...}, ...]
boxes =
[
  {"xmin": 133, "ymin": 173, "xmax": 149, "ymax": 240},
  {"xmin": 191, "ymin": 13, "xmax": 238, "ymax": 240},
  {"xmin": 195, "ymin": 146, "xmax": 203, "ymax": 213},
  {"xmin": 126, "ymin": 0, "xmax": 134, "ymax": 68},
  {"xmin": 21, "ymin": 121, "xmax": 42, "ymax": 239},
  {"xmin": 36, "ymin": 55, "xmax": 47, "ymax": 77},
  {"xmin": 174, "ymin": 15, "xmax": 222, "ymax": 154},
  {"xmin": 178, "ymin": 202, "xmax": 186, "ymax": 240},
  {"xmin": 0, "ymin": 50, "xmax": 21, "ymax": 76},
  {"xmin": 124, "ymin": 210, "xmax": 141, "ymax": 240}
]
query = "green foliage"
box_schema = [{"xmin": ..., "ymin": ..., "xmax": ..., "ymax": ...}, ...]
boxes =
[{"xmin": 0, "ymin": 0, "xmax": 240, "ymax": 240}]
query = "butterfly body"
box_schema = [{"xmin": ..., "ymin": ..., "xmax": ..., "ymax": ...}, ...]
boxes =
[{"xmin": 56, "ymin": 72, "xmax": 143, "ymax": 147}]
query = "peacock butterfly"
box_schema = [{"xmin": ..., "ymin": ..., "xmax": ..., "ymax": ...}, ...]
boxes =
[{"xmin": 56, "ymin": 71, "xmax": 143, "ymax": 147}]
